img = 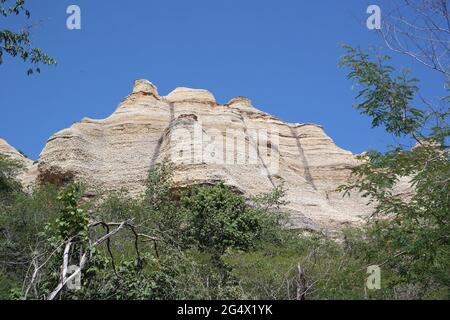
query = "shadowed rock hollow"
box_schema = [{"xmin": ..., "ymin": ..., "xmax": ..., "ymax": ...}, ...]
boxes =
[{"xmin": 1, "ymin": 80, "xmax": 374, "ymax": 230}]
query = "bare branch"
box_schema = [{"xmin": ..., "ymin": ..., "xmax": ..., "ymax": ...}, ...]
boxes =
[
  {"xmin": 44, "ymin": 219, "xmax": 160, "ymax": 300},
  {"xmin": 379, "ymin": 0, "xmax": 450, "ymax": 76}
]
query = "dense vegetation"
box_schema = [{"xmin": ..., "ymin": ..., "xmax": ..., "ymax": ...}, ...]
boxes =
[{"xmin": 0, "ymin": 152, "xmax": 447, "ymax": 299}]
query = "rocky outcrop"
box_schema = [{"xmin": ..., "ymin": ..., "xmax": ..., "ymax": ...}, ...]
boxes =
[
  {"xmin": 0, "ymin": 138, "xmax": 37, "ymax": 188},
  {"xmin": 1, "ymin": 80, "xmax": 374, "ymax": 230}
]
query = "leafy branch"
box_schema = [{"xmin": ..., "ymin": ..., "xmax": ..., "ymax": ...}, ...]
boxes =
[{"xmin": 0, "ymin": 0, "xmax": 56, "ymax": 75}]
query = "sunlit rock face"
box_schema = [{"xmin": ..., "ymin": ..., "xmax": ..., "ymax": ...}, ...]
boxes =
[
  {"xmin": 2, "ymin": 80, "xmax": 374, "ymax": 230},
  {"xmin": 0, "ymin": 138, "xmax": 37, "ymax": 189}
]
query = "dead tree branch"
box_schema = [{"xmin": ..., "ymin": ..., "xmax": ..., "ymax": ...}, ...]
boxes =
[
  {"xmin": 379, "ymin": 0, "xmax": 450, "ymax": 76},
  {"xmin": 22, "ymin": 219, "xmax": 161, "ymax": 300}
]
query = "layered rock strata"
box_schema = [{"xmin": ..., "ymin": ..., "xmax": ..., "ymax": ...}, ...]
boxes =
[{"xmin": 2, "ymin": 80, "xmax": 374, "ymax": 230}]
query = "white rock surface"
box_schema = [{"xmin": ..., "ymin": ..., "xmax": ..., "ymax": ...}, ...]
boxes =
[
  {"xmin": 1, "ymin": 80, "xmax": 377, "ymax": 230},
  {"xmin": 0, "ymin": 138, "xmax": 37, "ymax": 188}
]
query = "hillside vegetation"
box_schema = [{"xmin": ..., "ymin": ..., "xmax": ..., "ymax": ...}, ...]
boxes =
[{"xmin": 0, "ymin": 152, "xmax": 447, "ymax": 299}]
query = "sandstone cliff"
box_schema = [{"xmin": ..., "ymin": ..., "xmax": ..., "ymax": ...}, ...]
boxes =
[
  {"xmin": 1, "ymin": 80, "xmax": 373, "ymax": 230},
  {"xmin": 0, "ymin": 138, "xmax": 37, "ymax": 188}
]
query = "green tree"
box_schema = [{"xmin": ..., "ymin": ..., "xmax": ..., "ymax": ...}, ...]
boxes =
[
  {"xmin": 0, "ymin": 0, "xmax": 56, "ymax": 75},
  {"xmin": 182, "ymin": 183, "xmax": 286, "ymax": 255},
  {"xmin": 0, "ymin": 154, "xmax": 23, "ymax": 197},
  {"xmin": 0, "ymin": 184, "xmax": 61, "ymax": 297},
  {"xmin": 339, "ymin": 45, "xmax": 449, "ymax": 297}
]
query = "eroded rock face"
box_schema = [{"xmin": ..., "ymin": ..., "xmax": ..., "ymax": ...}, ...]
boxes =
[
  {"xmin": 0, "ymin": 138, "xmax": 37, "ymax": 188},
  {"xmin": 2, "ymin": 80, "xmax": 374, "ymax": 230}
]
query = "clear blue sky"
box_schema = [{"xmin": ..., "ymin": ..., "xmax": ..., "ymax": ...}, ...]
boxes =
[{"xmin": 0, "ymin": 0, "xmax": 445, "ymax": 159}]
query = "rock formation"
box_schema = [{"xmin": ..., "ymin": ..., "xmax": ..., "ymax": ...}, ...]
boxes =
[
  {"xmin": 0, "ymin": 138, "xmax": 37, "ymax": 188},
  {"xmin": 1, "ymin": 79, "xmax": 374, "ymax": 230}
]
